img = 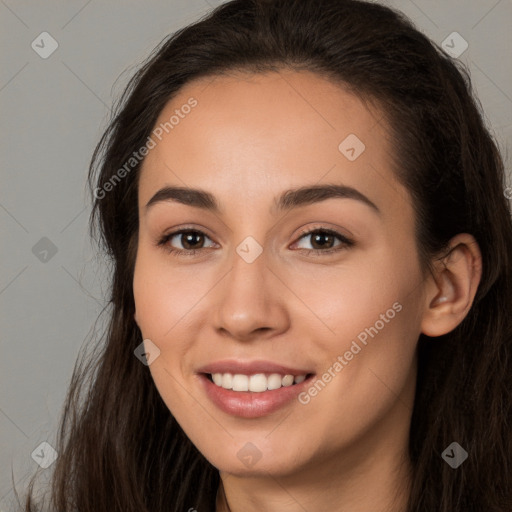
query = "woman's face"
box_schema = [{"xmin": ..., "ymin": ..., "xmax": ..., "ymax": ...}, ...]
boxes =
[{"xmin": 133, "ymin": 70, "xmax": 427, "ymax": 479}]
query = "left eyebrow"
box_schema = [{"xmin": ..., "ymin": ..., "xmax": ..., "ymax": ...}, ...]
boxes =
[
  {"xmin": 274, "ymin": 183, "xmax": 380, "ymax": 215},
  {"xmin": 144, "ymin": 183, "xmax": 380, "ymax": 216}
]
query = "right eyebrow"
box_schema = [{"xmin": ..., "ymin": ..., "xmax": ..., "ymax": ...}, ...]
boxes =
[{"xmin": 145, "ymin": 186, "xmax": 219, "ymax": 212}]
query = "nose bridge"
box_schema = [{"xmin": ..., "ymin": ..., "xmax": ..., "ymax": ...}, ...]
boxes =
[
  {"xmin": 213, "ymin": 237, "xmax": 288, "ymax": 339},
  {"xmin": 226, "ymin": 239, "xmax": 270, "ymax": 312}
]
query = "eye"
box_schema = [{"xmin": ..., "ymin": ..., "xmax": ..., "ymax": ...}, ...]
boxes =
[
  {"xmin": 157, "ymin": 228, "xmax": 216, "ymax": 256},
  {"xmin": 292, "ymin": 227, "xmax": 354, "ymax": 255},
  {"xmin": 156, "ymin": 226, "xmax": 354, "ymax": 257}
]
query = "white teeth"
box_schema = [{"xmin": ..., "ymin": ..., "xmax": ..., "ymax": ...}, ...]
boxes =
[
  {"xmin": 232, "ymin": 374, "xmax": 249, "ymax": 391},
  {"xmin": 249, "ymin": 374, "xmax": 267, "ymax": 392},
  {"xmin": 221, "ymin": 373, "xmax": 233, "ymax": 389},
  {"xmin": 210, "ymin": 372, "xmax": 308, "ymax": 391},
  {"xmin": 267, "ymin": 373, "xmax": 283, "ymax": 390}
]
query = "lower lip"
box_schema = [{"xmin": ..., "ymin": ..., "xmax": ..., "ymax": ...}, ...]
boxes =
[{"xmin": 198, "ymin": 374, "xmax": 315, "ymax": 418}]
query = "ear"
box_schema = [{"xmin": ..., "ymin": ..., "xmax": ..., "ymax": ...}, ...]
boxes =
[{"xmin": 420, "ymin": 233, "xmax": 482, "ymax": 337}]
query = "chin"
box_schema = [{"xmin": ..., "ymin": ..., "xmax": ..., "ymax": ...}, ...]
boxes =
[{"xmin": 196, "ymin": 436, "xmax": 312, "ymax": 479}]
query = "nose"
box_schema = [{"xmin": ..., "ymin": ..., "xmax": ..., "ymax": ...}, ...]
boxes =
[{"xmin": 212, "ymin": 246, "xmax": 290, "ymax": 342}]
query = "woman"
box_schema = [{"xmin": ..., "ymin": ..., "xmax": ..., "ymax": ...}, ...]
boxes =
[{"xmin": 20, "ymin": 0, "xmax": 512, "ymax": 510}]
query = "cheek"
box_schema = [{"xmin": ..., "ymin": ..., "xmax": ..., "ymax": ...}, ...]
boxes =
[
  {"xmin": 133, "ymin": 246, "xmax": 199, "ymax": 339},
  {"xmin": 294, "ymin": 245, "xmax": 421, "ymax": 405},
  {"xmin": 290, "ymin": 244, "xmax": 419, "ymax": 348},
  {"xmin": 304, "ymin": 252, "xmax": 421, "ymax": 428},
  {"xmin": 132, "ymin": 250, "xmax": 197, "ymax": 416},
  {"xmin": 334, "ymin": 246, "xmax": 422, "ymax": 374},
  {"xmin": 132, "ymin": 246, "xmax": 210, "ymax": 403}
]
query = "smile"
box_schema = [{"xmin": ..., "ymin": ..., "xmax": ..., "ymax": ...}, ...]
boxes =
[
  {"xmin": 208, "ymin": 372, "xmax": 307, "ymax": 392},
  {"xmin": 196, "ymin": 360, "xmax": 315, "ymax": 418}
]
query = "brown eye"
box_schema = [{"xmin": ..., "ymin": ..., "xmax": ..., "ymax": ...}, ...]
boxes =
[
  {"xmin": 294, "ymin": 228, "xmax": 354, "ymax": 254},
  {"xmin": 309, "ymin": 231, "xmax": 336, "ymax": 250},
  {"xmin": 177, "ymin": 231, "xmax": 205, "ymax": 250},
  {"xmin": 157, "ymin": 229, "xmax": 216, "ymax": 256}
]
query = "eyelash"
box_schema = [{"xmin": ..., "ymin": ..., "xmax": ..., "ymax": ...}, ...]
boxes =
[{"xmin": 156, "ymin": 225, "xmax": 354, "ymax": 257}]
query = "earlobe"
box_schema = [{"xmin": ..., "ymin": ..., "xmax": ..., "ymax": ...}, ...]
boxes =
[{"xmin": 420, "ymin": 233, "xmax": 482, "ymax": 337}]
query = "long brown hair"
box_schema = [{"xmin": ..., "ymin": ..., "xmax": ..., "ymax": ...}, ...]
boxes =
[{"xmin": 19, "ymin": 0, "xmax": 512, "ymax": 510}]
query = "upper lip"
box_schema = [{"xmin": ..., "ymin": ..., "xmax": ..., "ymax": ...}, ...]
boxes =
[{"xmin": 197, "ymin": 359, "xmax": 313, "ymax": 376}]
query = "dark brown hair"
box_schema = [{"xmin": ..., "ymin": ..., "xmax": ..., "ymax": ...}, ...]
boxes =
[{"xmin": 18, "ymin": 0, "xmax": 512, "ymax": 510}]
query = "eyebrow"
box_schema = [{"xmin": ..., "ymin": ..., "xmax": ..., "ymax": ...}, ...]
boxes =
[{"xmin": 145, "ymin": 183, "xmax": 380, "ymax": 215}]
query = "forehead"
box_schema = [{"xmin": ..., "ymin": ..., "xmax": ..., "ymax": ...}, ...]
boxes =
[{"xmin": 138, "ymin": 69, "xmax": 408, "ymax": 219}]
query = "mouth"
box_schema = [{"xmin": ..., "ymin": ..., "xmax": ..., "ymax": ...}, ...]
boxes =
[{"xmin": 196, "ymin": 362, "xmax": 316, "ymax": 418}]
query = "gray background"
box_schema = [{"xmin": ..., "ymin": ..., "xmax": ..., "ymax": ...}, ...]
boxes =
[{"xmin": 1, "ymin": 0, "xmax": 511, "ymax": 509}]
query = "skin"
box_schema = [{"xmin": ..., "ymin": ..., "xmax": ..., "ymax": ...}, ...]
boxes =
[{"xmin": 132, "ymin": 70, "xmax": 482, "ymax": 512}]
